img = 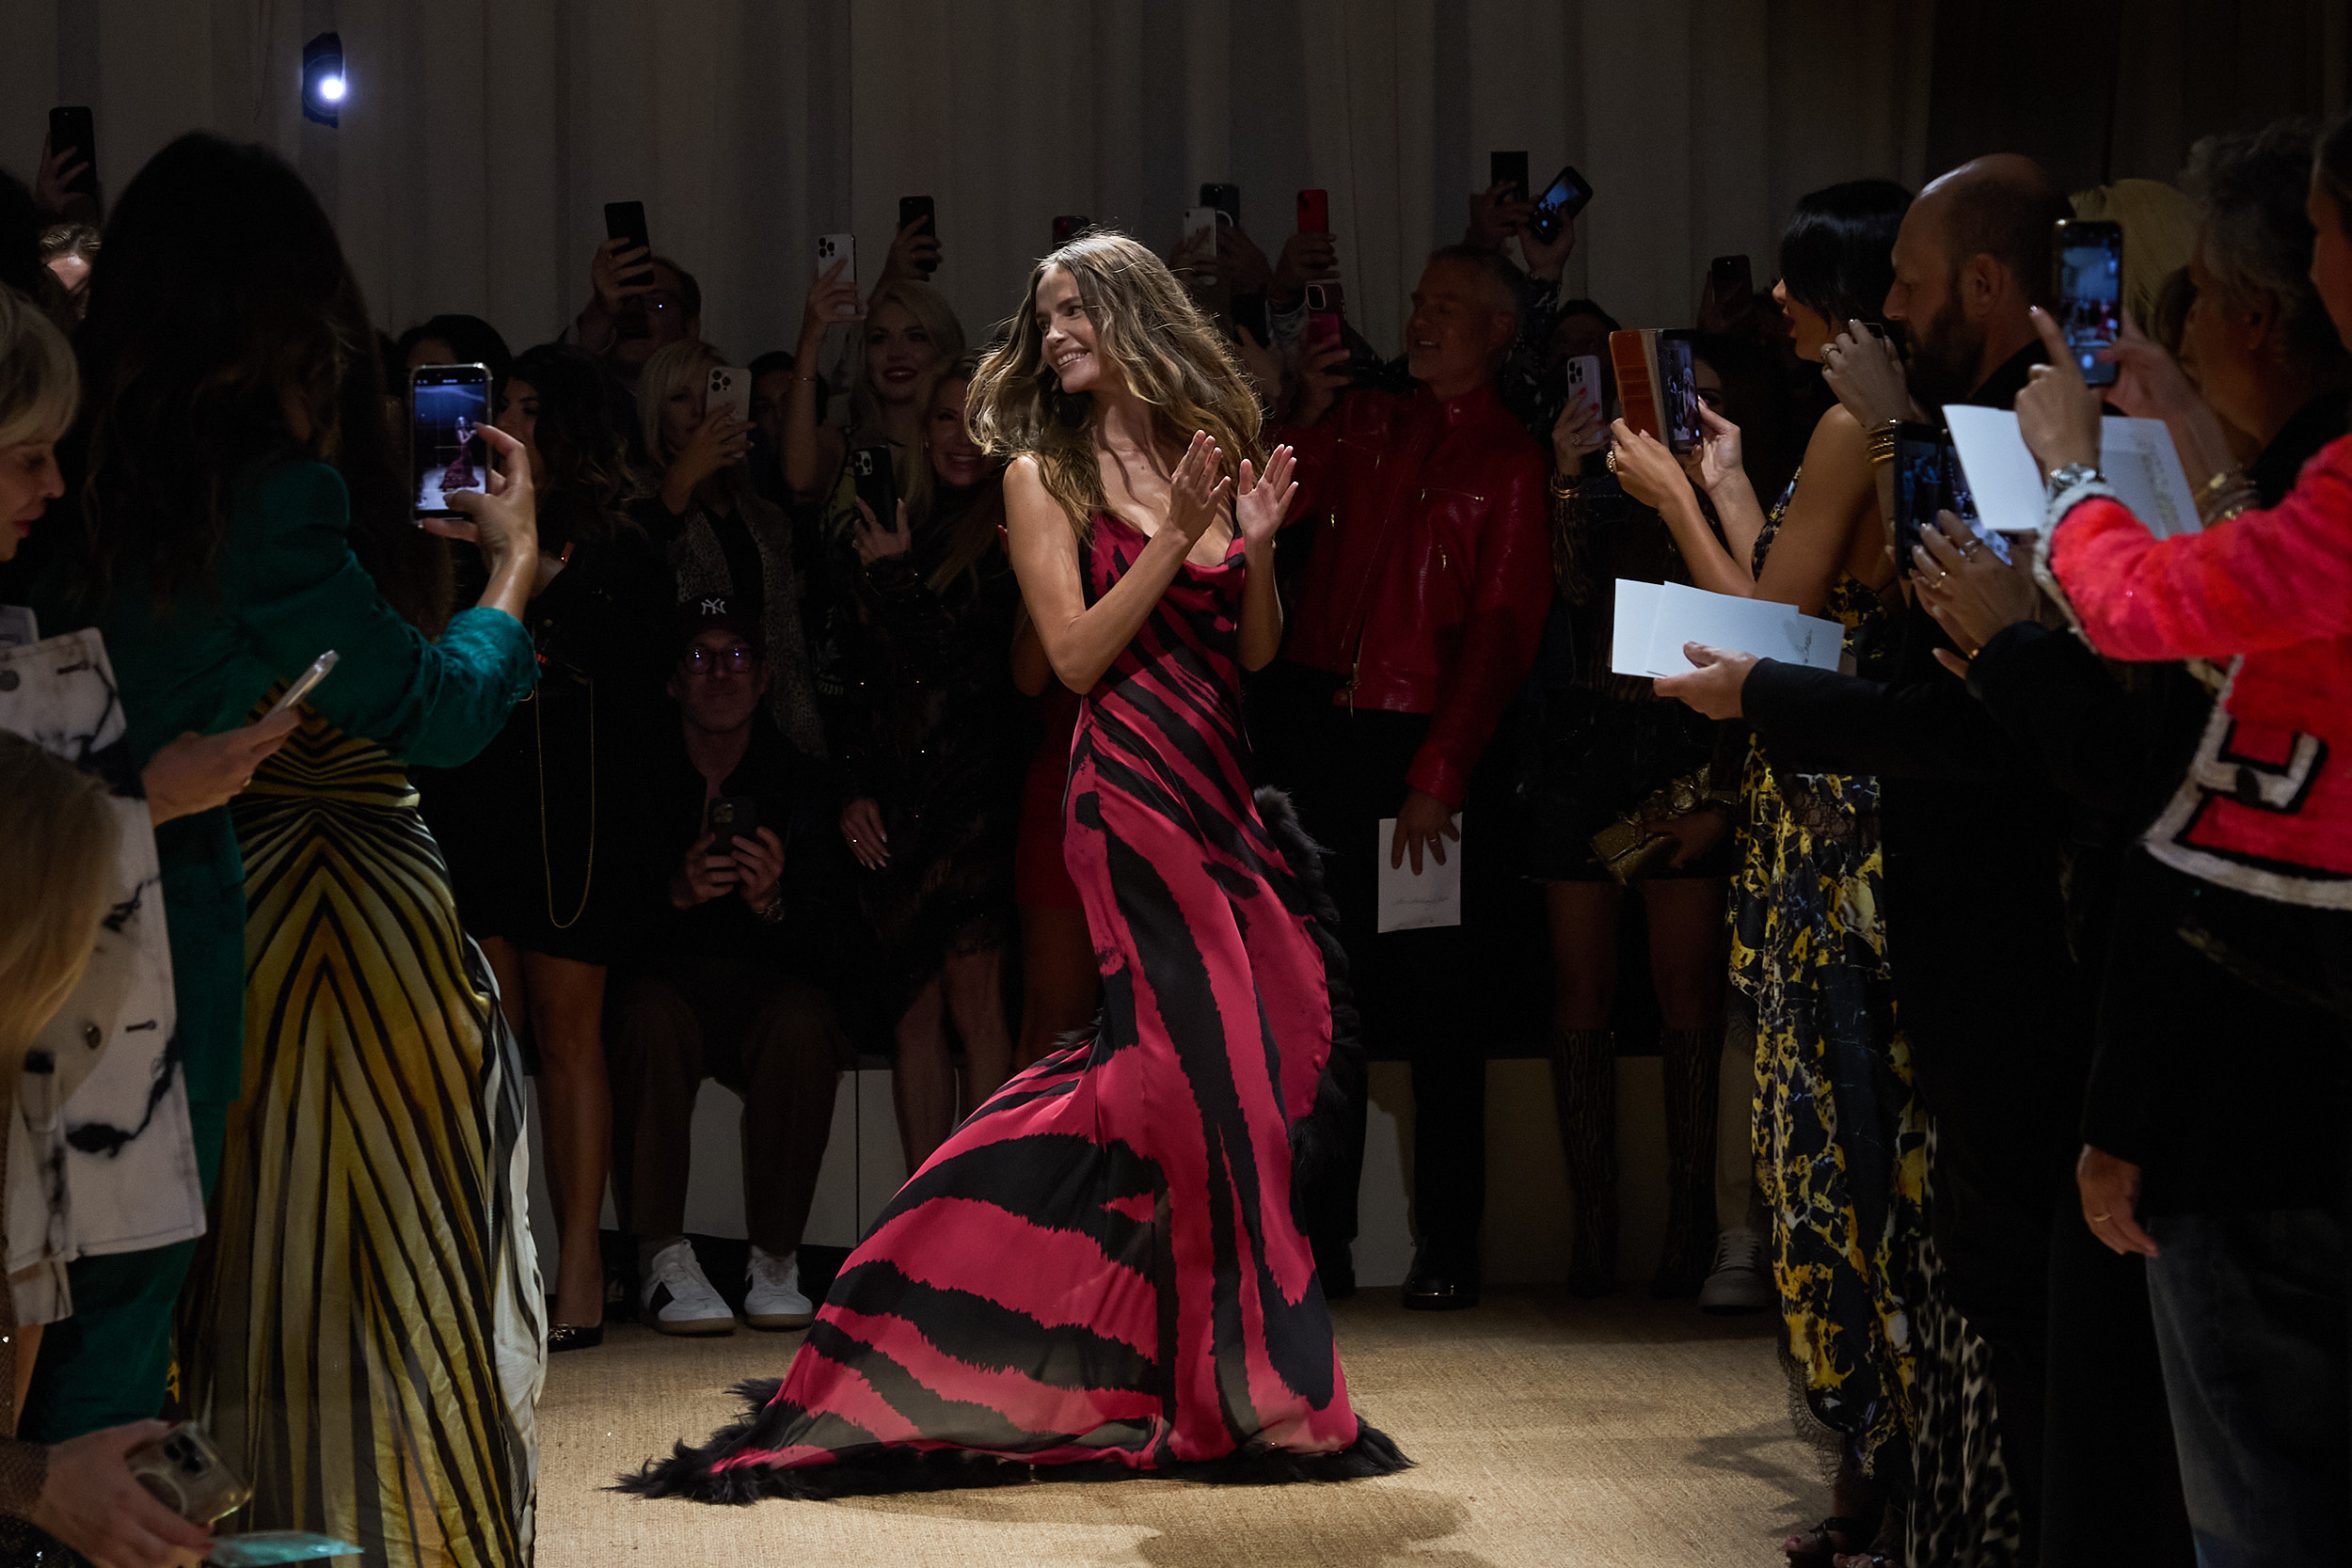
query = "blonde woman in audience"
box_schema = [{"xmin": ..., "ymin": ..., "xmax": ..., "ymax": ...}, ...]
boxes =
[{"xmin": 0, "ymin": 734, "xmax": 214, "ymax": 1568}]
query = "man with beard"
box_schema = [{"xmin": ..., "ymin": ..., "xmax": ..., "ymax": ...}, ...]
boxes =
[{"xmin": 1655, "ymin": 156, "xmax": 2087, "ymax": 1547}]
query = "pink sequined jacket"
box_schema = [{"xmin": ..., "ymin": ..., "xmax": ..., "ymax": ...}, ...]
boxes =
[{"xmin": 2035, "ymin": 433, "xmax": 2352, "ymax": 908}]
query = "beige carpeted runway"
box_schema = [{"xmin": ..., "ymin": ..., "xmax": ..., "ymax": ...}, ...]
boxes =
[{"xmin": 539, "ymin": 1291, "xmax": 1826, "ymax": 1567}]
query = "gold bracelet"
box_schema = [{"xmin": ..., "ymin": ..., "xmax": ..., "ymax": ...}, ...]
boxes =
[
  {"xmin": 2199, "ymin": 465, "xmax": 2245, "ymax": 498},
  {"xmin": 1549, "ymin": 472, "xmax": 1589, "ymax": 499},
  {"xmin": 1866, "ymin": 417, "xmax": 1902, "ymax": 466}
]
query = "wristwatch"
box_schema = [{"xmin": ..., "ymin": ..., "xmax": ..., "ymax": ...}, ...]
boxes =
[{"xmin": 2043, "ymin": 462, "xmax": 2099, "ymax": 501}]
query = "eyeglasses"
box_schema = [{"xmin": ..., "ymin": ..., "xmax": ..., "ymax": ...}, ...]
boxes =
[{"xmin": 680, "ymin": 643, "xmax": 756, "ymax": 676}]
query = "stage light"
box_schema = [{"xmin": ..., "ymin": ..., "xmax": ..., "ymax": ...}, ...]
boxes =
[{"xmin": 302, "ymin": 31, "xmax": 344, "ymax": 126}]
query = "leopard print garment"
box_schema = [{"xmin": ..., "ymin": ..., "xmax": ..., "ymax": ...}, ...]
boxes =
[
  {"xmin": 1906, "ymin": 1129, "xmax": 2026, "ymax": 1564},
  {"xmin": 1732, "ymin": 476, "xmax": 1930, "ymax": 1475}
]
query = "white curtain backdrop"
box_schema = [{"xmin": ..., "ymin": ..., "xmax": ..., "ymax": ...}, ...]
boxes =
[{"xmin": 3, "ymin": 0, "xmax": 1943, "ymax": 363}]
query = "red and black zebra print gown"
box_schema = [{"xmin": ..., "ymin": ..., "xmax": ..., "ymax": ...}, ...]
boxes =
[{"xmin": 628, "ymin": 511, "xmax": 1406, "ymax": 1500}]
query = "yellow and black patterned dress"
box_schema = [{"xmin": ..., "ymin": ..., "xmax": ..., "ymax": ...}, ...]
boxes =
[
  {"xmin": 1730, "ymin": 477, "xmax": 1928, "ymax": 1475},
  {"xmin": 185, "ymin": 713, "xmax": 545, "ymax": 1565}
]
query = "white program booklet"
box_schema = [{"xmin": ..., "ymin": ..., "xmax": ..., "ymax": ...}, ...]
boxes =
[
  {"xmin": 1610, "ymin": 578, "xmax": 1843, "ymax": 677},
  {"xmin": 1375, "ymin": 816, "xmax": 1462, "ymax": 932},
  {"xmin": 1944, "ymin": 405, "xmax": 2203, "ymax": 539}
]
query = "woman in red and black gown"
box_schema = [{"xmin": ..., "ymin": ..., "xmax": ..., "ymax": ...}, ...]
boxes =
[{"xmin": 626, "ymin": 231, "xmax": 1406, "ymax": 1499}]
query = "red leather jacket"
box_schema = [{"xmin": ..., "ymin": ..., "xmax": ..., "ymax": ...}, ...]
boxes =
[
  {"xmin": 2041, "ymin": 433, "xmax": 2352, "ymax": 907},
  {"xmin": 1280, "ymin": 382, "xmax": 1550, "ymax": 807}
]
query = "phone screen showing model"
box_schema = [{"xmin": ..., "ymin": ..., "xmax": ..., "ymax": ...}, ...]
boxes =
[
  {"xmin": 1526, "ymin": 165, "xmax": 1593, "ymax": 245},
  {"xmin": 1891, "ymin": 422, "xmax": 1947, "ymax": 566},
  {"xmin": 2055, "ymin": 219, "xmax": 2123, "ymax": 388},
  {"xmin": 412, "ymin": 364, "xmax": 491, "ymax": 519},
  {"xmin": 1658, "ymin": 333, "xmax": 1700, "ymax": 454}
]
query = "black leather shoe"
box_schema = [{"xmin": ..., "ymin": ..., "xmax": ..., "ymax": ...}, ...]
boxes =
[
  {"xmin": 1311, "ymin": 1236, "xmax": 1358, "ymax": 1301},
  {"xmin": 1401, "ymin": 1246, "xmax": 1480, "ymax": 1311}
]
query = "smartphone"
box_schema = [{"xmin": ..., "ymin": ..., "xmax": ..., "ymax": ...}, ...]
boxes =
[
  {"xmin": 48, "ymin": 106, "xmax": 97, "ymax": 198},
  {"xmin": 1199, "ymin": 182, "xmax": 1240, "ymax": 228},
  {"xmin": 1709, "ymin": 254, "xmax": 1752, "ymax": 296},
  {"xmin": 1564, "ymin": 353, "xmax": 1602, "ymax": 419},
  {"xmin": 850, "ymin": 445, "xmax": 898, "ymax": 530},
  {"xmin": 1052, "ymin": 214, "xmax": 1090, "ymax": 246},
  {"xmin": 1939, "ymin": 437, "xmax": 2011, "ymax": 563},
  {"xmin": 1489, "ymin": 150, "xmax": 1529, "ymax": 202},
  {"xmin": 898, "ymin": 195, "xmax": 937, "ymax": 274},
  {"xmin": 707, "ymin": 794, "xmax": 760, "ymax": 850},
  {"xmin": 1891, "ymin": 421, "xmax": 1947, "ymax": 567},
  {"xmin": 1306, "ymin": 281, "xmax": 1343, "ymax": 350},
  {"xmin": 706, "ymin": 364, "xmax": 750, "ymax": 427},
  {"xmin": 815, "ymin": 232, "xmax": 858, "ymax": 304},
  {"xmin": 602, "ymin": 200, "xmax": 654, "ymax": 287},
  {"xmin": 1526, "ymin": 165, "xmax": 1594, "ymax": 245},
  {"xmin": 1296, "ymin": 189, "xmax": 1330, "ymax": 235},
  {"xmin": 1657, "ymin": 331, "xmax": 1700, "ymax": 455},
  {"xmin": 2054, "ymin": 218, "xmax": 2123, "ymax": 388},
  {"xmin": 410, "ymin": 363, "xmax": 492, "ymax": 521},
  {"xmin": 267, "ymin": 651, "xmax": 340, "ymax": 721},
  {"xmin": 1181, "ymin": 206, "xmax": 1220, "ymax": 261},
  {"xmin": 126, "ymin": 1422, "xmax": 252, "ymax": 1525}
]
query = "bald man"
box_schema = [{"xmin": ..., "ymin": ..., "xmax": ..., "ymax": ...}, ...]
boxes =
[{"xmin": 1654, "ymin": 155, "xmax": 2088, "ymax": 1543}]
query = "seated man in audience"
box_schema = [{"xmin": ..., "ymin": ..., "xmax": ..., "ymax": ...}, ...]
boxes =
[
  {"xmin": 609, "ymin": 598, "xmax": 850, "ymax": 1335},
  {"xmin": 1262, "ymin": 245, "xmax": 1551, "ymax": 1309},
  {"xmin": 575, "ymin": 242, "xmax": 703, "ymax": 388}
]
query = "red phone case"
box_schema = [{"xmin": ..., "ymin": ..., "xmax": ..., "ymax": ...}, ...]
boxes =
[{"xmin": 1296, "ymin": 189, "xmax": 1329, "ymax": 234}]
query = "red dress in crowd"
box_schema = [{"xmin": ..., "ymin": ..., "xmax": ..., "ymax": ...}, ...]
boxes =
[{"xmin": 626, "ymin": 513, "xmax": 1405, "ymax": 1500}]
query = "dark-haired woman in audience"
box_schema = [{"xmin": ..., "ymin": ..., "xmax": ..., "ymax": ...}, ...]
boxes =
[
  {"xmin": 421, "ymin": 341, "xmax": 674, "ymax": 1351},
  {"xmin": 834, "ymin": 360, "xmax": 1034, "ymax": 1166},
  {"xmin": 636, "ymin": 338, "xmax": 829, "ymax": 759},
  {"xmin": 32, "ymin": 134, "xmax": 543, "ymax": 1564},
  {"xmin": 1517, "ymin": 344, "xmax": 1738, "ymax": 1305},
  {"xmin": 398, "ymin": 309, "xmax": 514, "ymax": 388},
  {"xmin": 1613, "ymin": 179, "xmax": 1923, "ymax": 1563}
]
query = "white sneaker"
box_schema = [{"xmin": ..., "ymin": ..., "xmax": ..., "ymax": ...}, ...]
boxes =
[
  {"xmin": 744, "ymin": 1246, "xmax": 815, "ymax": 1330},
  {"xmin": 640, "ymin": 1239, "xmax": 736, "ymax": 1335},
  {"xmin": 1698, "ymin": 1226, "xmax": 1771, "ymax": 1315}
]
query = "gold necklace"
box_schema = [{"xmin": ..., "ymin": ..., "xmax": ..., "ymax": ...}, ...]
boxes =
[{"xmin": 532, "ymin": 675, "xmax": 596, "ymax": 929}]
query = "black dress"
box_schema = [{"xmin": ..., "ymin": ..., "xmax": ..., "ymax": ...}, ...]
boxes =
[
  {"xmin": 834, "ymin": 483, "xmax": 1036, "ymax": 1017},
  {"xmin": 421, "ymin": 519, "xmax": 673, "ymax": 965},
  {"xmin": 1509, "ymin": 472, "xmax": 1729, "ymax": 881}
]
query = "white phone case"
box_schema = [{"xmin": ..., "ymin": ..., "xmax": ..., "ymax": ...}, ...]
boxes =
[
  {"xmin": 1180, "ymin": 207, "xmax": 1220, "ymax": 261},
  {"xmin": 706, "ymin": 365, "xmax": 750, "ymax": 426},
  {"xmin": 1565, "ymin": 354, "xmax": 1601, "ymax": 410},
  {"xmin": 815, "ymin": 232, "xmax": 857, "ymax": 297}
]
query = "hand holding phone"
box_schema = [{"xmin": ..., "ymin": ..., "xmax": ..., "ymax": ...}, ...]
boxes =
[
  {"xmin": 814, "ymin": 233, "xmax": 859, "ymax": 305},
  {"xmin": 410, "ymin": 364, "xmax": 492, "ymax": 519},
  {"xmin": 895, "ymin": 197, "xmax": 940, "ymax": 277},
  {"xmin": 849, "ymin": 446, "xmax": 898, "ymax": 530},
  {"xmin": 602, "ymin": 201, "xmax": 655, "ymax": 288},
  {"xmin": 1526, "ymin": 165, "xmax": 1594, "ymax": 245},
  {"xmin": 45, "ymin": 107, "xmax": 98, "ymax": 201},
  {"xmin": 268, "ymin": 651, "xmax": 340, "ymax": 721},
  {"xmin": 1488, "ymin": 151, "xmax": 1530, "ymax": 204},
  {"xmin": 2053, "ymin": 219, "xmax": 2123, "ymax": 388},
  {"xmin": 706, "ymin": 365, "xmax": 751, "ymax": 428}
]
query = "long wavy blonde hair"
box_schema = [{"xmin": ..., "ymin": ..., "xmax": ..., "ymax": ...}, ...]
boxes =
[
  {"xmin": 966, "ymin": 231, "xmax": 1263, "ymax": 537},
  {"xmin": 0, "ymin": 733, "xmax": 118, "ymax": 1077}
]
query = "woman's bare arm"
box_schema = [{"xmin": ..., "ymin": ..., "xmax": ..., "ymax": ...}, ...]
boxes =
[{"xmin": 1005, "ymin": 456, "xmax": 1189, "ymax": 694}]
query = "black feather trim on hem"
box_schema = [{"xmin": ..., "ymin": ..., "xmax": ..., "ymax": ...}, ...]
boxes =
[
  {"xmin": 614, "ymin": 1380, "xmax": 1412, "ymax": 1504},
  {"xmin": 1249, "ymin": 785, "xmax": 1367, "ymax": 1209}
]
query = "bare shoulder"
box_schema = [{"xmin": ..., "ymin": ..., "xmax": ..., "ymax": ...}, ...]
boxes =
[{"xmin": 1809, "ymin": 401, "xmax": 1867, "ymax": 454}]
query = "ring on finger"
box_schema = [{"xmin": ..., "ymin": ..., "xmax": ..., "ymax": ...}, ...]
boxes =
[{"xmin": 2090, "ymin": 1211, "xmax": 2112, "ymax": 1222}]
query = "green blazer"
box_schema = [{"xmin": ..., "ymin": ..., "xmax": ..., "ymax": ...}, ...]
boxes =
[{"xmin": 40, "ymin": 458, "xmax": 535, "ymax": 1107}]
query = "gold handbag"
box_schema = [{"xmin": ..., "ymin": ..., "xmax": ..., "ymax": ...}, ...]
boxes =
[{"xmin": 1587, "ymin": 767, "xmax": 1724, "ymax": 884}]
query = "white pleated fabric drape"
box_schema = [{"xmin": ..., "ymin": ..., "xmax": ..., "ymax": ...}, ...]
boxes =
[{"xmin": 1, "ymin": 0, "xmax": 1952, "ymax": 360}]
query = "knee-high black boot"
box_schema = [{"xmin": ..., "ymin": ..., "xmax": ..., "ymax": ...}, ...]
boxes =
[
  {"xmin": 1654, "ymin": 1025, "xmax": 1722, "ymax": 1297},
  {"xmin": 1552, "ymin": 1028, "xmax": 1617, "ymax": 1297}
]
